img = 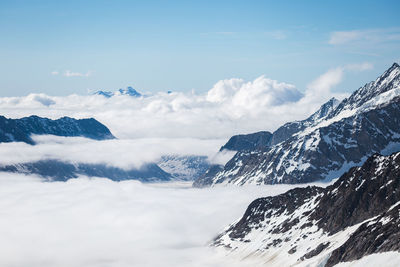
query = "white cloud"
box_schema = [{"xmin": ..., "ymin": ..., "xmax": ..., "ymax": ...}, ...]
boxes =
[
  {"xmin": 329, "ymin": 28, "xmax": 400, "ymax": 45},
  {"xmin": 63, "ymin": 70, "xmax": 93, "ymax": 77},
  {"xmin": 51, "ymin": 71, "xmax": 59, "ymax": 75},
  {"xmin": 306, "ymin": 67, "xmax": 344, "ymax": 97},
  {"xmin": 0, "ymin": 174, "xmax": 326, "ymax": 267},
  {"xmin": 305, "ymin": 63, "xmax": 374, "ymax": 103},
  {"xmin": 0, "ymin": 136, "xmax": 226, "ymax": 169}
]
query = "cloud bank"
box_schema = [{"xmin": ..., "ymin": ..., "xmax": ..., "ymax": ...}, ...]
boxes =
[
  {"xmin": 0, "ymin": 68, "xmax": 362, "ymax": 140},
  {"xmin": 0, "ymin": 174, "xmax": 328, "ymax": 267},
  {"xmin": 0, "ymin": 135, "xmax": 226, "ymax": 169}
]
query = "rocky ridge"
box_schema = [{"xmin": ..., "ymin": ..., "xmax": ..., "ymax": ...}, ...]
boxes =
[
  {"xmin": 213, "ymin": 151, "xmax": 400, "ymax": 266},
  {"xmin": 0, "ymin": 115, "xmax": 115, "ymax": 144},
  {"xmin": 194, "ymin": 63, "xmax": 400, "ymax": 186}
]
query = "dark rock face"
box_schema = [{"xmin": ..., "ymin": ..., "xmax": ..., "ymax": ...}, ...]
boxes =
[
  {"xmin": 326, "ymin": 204, "xmax": 400, "ymax": 267},
  {"xmin": 193, "ymin": 164, "xmax": 224, "ymax": 187},
  {"xmin": 0, "ymin": 115, "xmax": 115, "ymax": 144},
  {"xmin": 195, "ymin": 63, "xmax": 400, "ymax": 186},
  {"xmin": 311, "ymin": 152, "xmax": 400, "ymax": 235},
  {"xmin": 301, "ymin": 242, "xmax": 330, "ymax": 260},
  {"xmin": 219, "ymin": 131, "xmax": 272, "ymax": 152},
  {"xmin": 213, "ymin": 151, "xmax": 400, "ymax": 265},
  {"xmin": 0, "ymin": 160, "xmax": 172, "ymax": 182}
]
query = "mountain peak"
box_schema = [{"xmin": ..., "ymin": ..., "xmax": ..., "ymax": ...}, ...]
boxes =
[
  {"xmin": 328, "ymin": 63, "xmax": 400, "ymax": 117},
  {"xmin": 307, "ymin": 97, "xmax": 339, "ymax": 122},
  {"xmin": 390, "ymin": 62, "xmax": 399, "ymax": 69},
  {"xmin": 93, "ymin": 86, "xmax": 142, "ymax": 98},
  {"xmin": 117, "ymin": 87, "xmax": 142, "ymax": 97}
]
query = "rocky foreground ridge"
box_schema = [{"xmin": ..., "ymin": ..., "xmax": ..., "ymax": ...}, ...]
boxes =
[{"xmin": 213, "ymin": 151, "xmax": 400, "ymax": 266}]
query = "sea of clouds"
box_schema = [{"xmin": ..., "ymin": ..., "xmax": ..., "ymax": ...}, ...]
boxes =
[{"xmin": 0, "ymin": 173, "xmax": 330, "ymax": 267}]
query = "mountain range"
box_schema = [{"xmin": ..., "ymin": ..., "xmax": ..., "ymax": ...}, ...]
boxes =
[{"xmin": 194, "ymin": 63, "xmax": 400, "ymax": 187}]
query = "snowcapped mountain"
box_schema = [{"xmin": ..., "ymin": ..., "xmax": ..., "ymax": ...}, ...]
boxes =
[
  {"xmin": 213, "ymin": 151, "xmax": 400, "ymax": 266},
  {"xmin": 157, "ymin": 155, "xmax": 210, "ymax": 181},
  {"xmin": 93, "ymin": 86, "xmax": 142, "ymax": 98},
  {"xmin": 194, "ymin": 63, "xmax": 400, "ymax": 186},
  {"xmin": 0, "ymin": 115, "xmax": 115, "ymax": 145}
]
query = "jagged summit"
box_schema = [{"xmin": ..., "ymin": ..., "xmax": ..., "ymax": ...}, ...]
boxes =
[
  {"xmin": 93, "ymin": 86, "xmax": 142, "ymax": 98},
  {"xmin": 329, "ymin": 62, "xmax": 400, "ymax": 118},
  {"xmin": 307, "ymin": 97, "xmax": 339, "ymax": 122}
]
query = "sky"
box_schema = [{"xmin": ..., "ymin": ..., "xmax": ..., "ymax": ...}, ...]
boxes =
[{"xmin": 0, "ymin": 0, "xmax": 399, "ymax": 96}]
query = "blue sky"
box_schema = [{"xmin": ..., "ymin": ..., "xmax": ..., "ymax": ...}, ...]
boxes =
[{"xmin": 0, "ymin": 0, "xmax": 399, "ymax": 96}]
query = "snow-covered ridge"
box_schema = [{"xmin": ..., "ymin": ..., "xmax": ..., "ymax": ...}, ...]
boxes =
[{"xmin": 194, "ymin": 63, "xmax": 400, "ymax": 186}]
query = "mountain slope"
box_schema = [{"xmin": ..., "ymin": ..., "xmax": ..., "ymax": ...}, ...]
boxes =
[
  {"xmin": 0, "ymin": 115, "xmax": 115, "ymax": 144},
  {"xmin": 219, "ymin": 131, "xmax": 272, "ymax": 152},
  {"xmin": 213, "ymin": 151, "xmax": 400, "ymax": 266},
  {"xmin": 157, "ymin": 155, "xmax": 210, "ymax": 181},
  {"xmin": 194, "ymin": 63, "xmax": 400, "ymax": 186}
]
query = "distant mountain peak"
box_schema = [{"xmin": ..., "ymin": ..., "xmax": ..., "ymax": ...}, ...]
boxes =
[
  {"xmin": 116, "ymin": 86, "xmax": 142, "ymax": 97},
  {"xmin": 93, "ymin": 86, "xmax": 142, "ymax": 98}
]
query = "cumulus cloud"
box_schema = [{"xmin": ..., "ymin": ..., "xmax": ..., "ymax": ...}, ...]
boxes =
[
  {"xmin": 208, "ymin": 76, "xmax": 302, "ymax": 107},
  {"xmin": 0, "ymin": 174, "xmax": 328, "ymax": 267},
  {"xmin": 329, "ymin": 28, "xmax": 400, "ymax": 45}
]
